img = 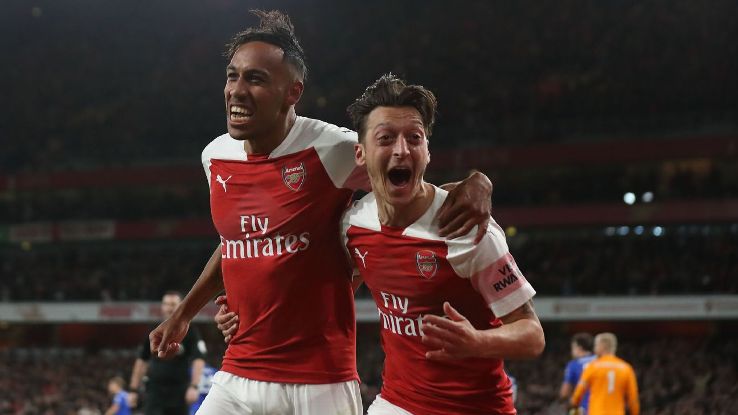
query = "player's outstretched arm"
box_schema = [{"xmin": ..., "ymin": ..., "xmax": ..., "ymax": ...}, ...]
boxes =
[
  {"xmin": 436, "ymin": 171, "xmax": 493, "ymax": 243},
  {"xmin": 560, "ymin": 382, "xmax": 573, "ymax": 401},
  {"xmin": 186, "ymin": 358, "xmax": 205, "ymax": 404},
  {"xmin": 560, "ymin": 362, "xmax": 576, "ymax": 400},
  {"xmin": 422, "ymin": 300, "xmax": 544, "ymax": 361},
  {"xmin": 127, "ymin": 358, "xmax": 147, "ymax": 406},
  {"xmin": 150, "ymin": 245, "xmax": 224, "ymax": 358}
]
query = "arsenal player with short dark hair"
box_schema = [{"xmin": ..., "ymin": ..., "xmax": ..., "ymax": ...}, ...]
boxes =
[{"xmin": 342, "ymin": 74, "xmax": 545, "ymax": 415}]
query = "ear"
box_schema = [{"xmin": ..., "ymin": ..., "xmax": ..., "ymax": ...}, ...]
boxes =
[
  {"xmin": 354, "ymin": 143, "xmax": 366, "ymax": 167},
  {"xmin": 285, "ymin": 80, "xmax": 304, "ymax": 107}
]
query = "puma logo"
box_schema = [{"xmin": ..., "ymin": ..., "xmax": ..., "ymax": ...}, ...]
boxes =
[
  {"xmin": 354, "ymin": 248, "xmax": 368, "ymax": 268},
  {"xmin": 216, "ymin": 174, "xmax": 232, "ymax": 192}
]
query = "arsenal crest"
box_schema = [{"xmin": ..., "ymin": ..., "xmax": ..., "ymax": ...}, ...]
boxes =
[
  {"xmin": 282, "ymin": 162, "xmax": 307, "ymax": 191},
  {"xmin": 416, "ymin": 250, "xmax": 438, "ymax": 279}
]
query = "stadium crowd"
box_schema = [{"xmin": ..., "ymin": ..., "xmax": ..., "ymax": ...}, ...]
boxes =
[
  {"xmin": 0, "ymin": 348, "xmax": 132, "ymax": 415},
  {"xmin": 2, "ymin": 228, "xmax": 736, "ymax": 302},
  {"xmin": 2, "ymin": 161, "xmax": 735, "ymax": 223},
  {"xmin": 0, "ymin": 243, "xmax": 213, "ymax": 302},
  {"xmin": 505, "ymin": 335, "xmax": 738, "ymax": 414},
  {"xmin": 0, "ymin": 186, "xmax": 209, "ymax": 223},
  {"xmin": 3, "ymin": 0, "xmax": 736, "ymax": 173},
  {"xmin": 2, "ymin": 334, "xmax": 736, "ymax": 414}
]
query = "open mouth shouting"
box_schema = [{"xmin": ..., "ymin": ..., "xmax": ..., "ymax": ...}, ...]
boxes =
[
  {"xmin": 387, "ymin": 166, "xmax": 412, "ymax": 189},
  {"xmin": 229, "ymin": 104, "xmax": 254, "ymax": 124}
]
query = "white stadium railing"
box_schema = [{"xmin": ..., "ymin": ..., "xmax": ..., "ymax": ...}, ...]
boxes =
[{"xmin": 1, "ymin": 296, "xmax": 737, "ymax": 323}]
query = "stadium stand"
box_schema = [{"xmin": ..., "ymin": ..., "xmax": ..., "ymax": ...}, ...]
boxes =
[{"xmin": 2, "ymin": 0, "xmax": 737, "ymax": 414}]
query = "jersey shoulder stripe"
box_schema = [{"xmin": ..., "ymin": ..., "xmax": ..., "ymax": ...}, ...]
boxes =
[
  {"xmin": 342, "ymin": 192, "xmax": 381, "ymax": 233},
  {"xmin": 202, "ymin": 117, "xmax": 365, "ymax": 190},
  {"xmin": 343, "ymin": 185, "xmax": 536, "ymax": 317}
]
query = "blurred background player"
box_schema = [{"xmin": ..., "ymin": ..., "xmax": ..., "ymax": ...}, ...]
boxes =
[
  {"xmin": 561, "ymin": 332, "xmax": 596, "ymax": 414},
  {"xmin": 571, "ymin": 333, "xmax": 640, "ymax": 415},
  {"xmin": 130, "ymin": 291, "xmax": 206, "ymax": 415},
  {"xmin": 105, "ymin": 376, "xmax": 131, "ymax": 415},
  {"xmin": 342, "ymin": 73, "xmax": 545, "ymax": 414},
  {"xmin": 189, "ymin": 362, "xmax": 216, "ymax": 415}
]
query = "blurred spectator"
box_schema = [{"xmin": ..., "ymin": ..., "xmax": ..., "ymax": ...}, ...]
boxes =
[
  {"xmin": 2, "ymin": 227, "xmax": 736, "ymax": 301},
  {"xmin": 1, "ymin": 161, "xmax": 736, "ymax": 224},
  {"xmin": 3, "ymin": 0, "xmax": 737, "ymax": 173},
  {"xmin": 1, "ymin": 335, "xmax": 736, "ymax": 414},
  {"xmin": 505, "ymin": 336, "xmax": 738, "ymax": 415},
  {"xmin": 1, "ymin": 243, "xmax": 214, "ymax": 301}
]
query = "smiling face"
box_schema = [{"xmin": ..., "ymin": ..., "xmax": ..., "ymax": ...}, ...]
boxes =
[
  {"xmin": 355, "ymin": 106, "xmax": 431, "ymax": 206},
  {"xmin": 224, "ymin": 41, "xmax": 302, "ymax": 142}
]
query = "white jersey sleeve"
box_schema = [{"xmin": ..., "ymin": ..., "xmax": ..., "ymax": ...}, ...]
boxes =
[
  {"xmin": 201, "ymin": 118, "xmax": 370, "ymax": 192},
  {"xmin": 295, "ymin": 119, "xmax": 370, "ymax": 191},
  {"xmin": 446, "ymin": 220, "xmax": 536, "ymax": 317},
  {"xmin": 201, "ymin": 133, "xmax": 246, "ymax": 190}
]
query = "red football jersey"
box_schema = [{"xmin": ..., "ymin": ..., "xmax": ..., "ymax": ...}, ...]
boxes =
[
  {"xmin": 342, "ymin": 186, "xmax": 536, "ymax": 414},
  {"xmin": 202, "ymin": 116, "xmax": 369, "ymax": 384}
]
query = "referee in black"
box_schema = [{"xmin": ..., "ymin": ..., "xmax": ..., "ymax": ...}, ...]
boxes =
[{"xmin": 129, "ymin": 291, "xmax": 206, "ymax": 415}]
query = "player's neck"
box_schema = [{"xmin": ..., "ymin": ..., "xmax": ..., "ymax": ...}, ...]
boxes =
[
  {"xmin": 243, "ymin": 109, "xmax": 297, "ymax": 155},
  {"xmin": 377, "ymin": 182, "xmax": 435, "ymax": 229}
]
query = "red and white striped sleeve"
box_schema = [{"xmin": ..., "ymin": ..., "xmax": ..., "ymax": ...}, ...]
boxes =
[
  {"xmin": 446, "ymin": 219, "xmax": 536, "ymax": 317},
  {"xmin": 311, "ymin": 123, "xmax": 370, "ymax": 192}
]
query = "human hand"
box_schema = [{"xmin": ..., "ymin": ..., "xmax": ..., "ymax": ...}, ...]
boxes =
[
  {"xmin": 127, "ymin": 391, "xmax": 138, "ymax": 408},
  {"xmin": 149, "ymin": 316, "xmax": 190, "ymax": 359},
  {"xmin": 214, "ymin": 295, "xmax": 238, "ymax": 343},
  {"xmin": 436, "ymin": 171, "xmax": 492, "ymax": 243},
  {"xmin": 185, "ymin": 385, "xmax": 199, "ymax": 404},
  {"xmin": 422, "ymin": 302, "xmax": 483, "ymax": 361}
]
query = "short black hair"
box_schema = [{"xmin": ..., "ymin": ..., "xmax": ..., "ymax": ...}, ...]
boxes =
[
  {"xmin": 163, "ymin": 290, "xmax": 182, "ymax": 299},
  {"xmin": 224, "ymin": 10, "xmax": 307, "ymax": 80},
  {"xmin": 572, "ymin": 332, "xmax": 594, "ymax": 352},
  {"xmin": 347, "ymin": 73, "xmax": 437, "ymax": 142}
]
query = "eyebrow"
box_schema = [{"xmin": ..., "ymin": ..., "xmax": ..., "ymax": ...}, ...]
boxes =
[
  {"xmin": 372, "ymin": 120, "xmax": 424, "ymax": 130},
  {"xmin": 226, "ymin": 66, "xmax": 270, "ymax": 77}
]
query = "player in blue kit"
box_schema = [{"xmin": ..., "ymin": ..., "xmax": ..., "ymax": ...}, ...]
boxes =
[
  {"xmin": 561, "ymin": 333, "xmax": 596, "ymax": 414},
  {"xmin": 190, "ymin": 363, "xmax": 217, "ymax": 415},
  {"xmin": 105, "ymin": 376, "xmax": 131, "ymax": 415}
]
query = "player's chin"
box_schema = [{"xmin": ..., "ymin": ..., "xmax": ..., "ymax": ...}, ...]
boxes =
[
  {"xmin": 227, "ymin": 124, "xmax": 250, "ymax": 141},
  {"xmin": 385, "ymin": 187, "xmax": 415, "ymax": 205}
]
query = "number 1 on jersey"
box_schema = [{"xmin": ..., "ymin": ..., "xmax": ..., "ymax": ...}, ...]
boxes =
[{"xmin": 607, "ymin": 370, "xmax": 616, "ymax": 394}]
